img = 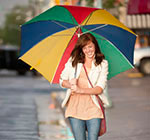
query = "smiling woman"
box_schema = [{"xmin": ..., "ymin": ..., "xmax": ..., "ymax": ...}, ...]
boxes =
[
  {"xmin": 82, "ymin": 41, "xmax": 95, "ymax": 59},
  {"xmin": 60, "ymin": 33, "xmax": 108, "ymax": 140},
  {"xmin": 71, "ymin": 33, "xmax": 105, "ymax": 67}
]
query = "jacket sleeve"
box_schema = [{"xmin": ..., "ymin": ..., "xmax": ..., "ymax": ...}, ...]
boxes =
[
  {"xmin": 95, "ymin": 60, "xmax": 108, "ymax": 90},
  {"xmin": 59, "ymin": 58, "xmax": 72, "ymax": 88}
]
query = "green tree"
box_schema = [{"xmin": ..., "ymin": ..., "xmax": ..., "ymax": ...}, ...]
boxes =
[
  {"xmin": 85, "ymin": 0, "xmax": 94, "ymax": 7},
  {"xmin": 0, "ymin": 28, "xmax": 4, "ymax": 45},
  {"xmin": 1, "ymin": 5, "xmax": 28, "ymax": 46},
  {"xmin": 0, "ymin": 0, "xmax": 46, "ymax": 47},
  {"xmin": 103, "ymin": 0, "xmax": 123, "ymax": 9}
]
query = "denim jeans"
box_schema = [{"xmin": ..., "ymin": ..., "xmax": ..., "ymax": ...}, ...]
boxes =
[{"xmin": 68, "ymin": 117, "xmax": 101, "ymax": 140}]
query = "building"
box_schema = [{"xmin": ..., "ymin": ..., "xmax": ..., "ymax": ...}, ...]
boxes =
[{"xmin": 126, "ymin": 0, "xmax": 150, "ymax": 48}]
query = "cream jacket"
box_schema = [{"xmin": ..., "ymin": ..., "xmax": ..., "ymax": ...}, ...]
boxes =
[{"xmin": 59, "ymin": 58, "xmax": 109, "ymax": 108}]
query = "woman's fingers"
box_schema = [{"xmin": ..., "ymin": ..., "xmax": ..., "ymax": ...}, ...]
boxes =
[
  {"xmin": 70, "ymin": 78, "xmax": 77, "ymax": 85},
  {"xmin": 71, "ymin": 85, "xmax": 77, "ymax": 92},
  {"xmin": 71, "ymin": 85, "xmax": 81, "ymax": 94},
  {"xmin": 71, "ymin": 85, "xmax": 76, "ymax": 90}
]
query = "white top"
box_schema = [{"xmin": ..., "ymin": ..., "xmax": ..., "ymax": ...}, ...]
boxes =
[{"xmin": 59, "ymin": 58, "xmax": 109, "ymax": 108}]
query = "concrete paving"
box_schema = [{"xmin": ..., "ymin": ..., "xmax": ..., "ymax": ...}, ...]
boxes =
[
  {"xmin": 0, "ymin": 92, "xmax": 39, "ymax": 140},
  {"xmin": 0, "ymin": 72, "xmax": 39, "ymax": 140},
  {"xmin": 35, "ymin": 95, "xmax": 68, "ymax": 140},
  {"xmin": 0, "ymin": 71, "xmax": 63, "ymax": 140},
  {"xmin": 102, "ymin": 72, "xmax": 150, "ymax": 140}
]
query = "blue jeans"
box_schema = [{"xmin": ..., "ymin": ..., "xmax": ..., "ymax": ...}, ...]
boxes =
[{"xmin": 68, "ymin": 117, "xmax": 101, "ymax": 140}]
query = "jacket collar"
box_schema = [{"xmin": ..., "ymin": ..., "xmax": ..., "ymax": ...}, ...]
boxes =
[
  {"xmin": 91, "ymin": 59, "xmax": 97, "ymax": 70},
  {"xmin": 76, "ymin": 59, "xmax": 98, "ymax": 78}
]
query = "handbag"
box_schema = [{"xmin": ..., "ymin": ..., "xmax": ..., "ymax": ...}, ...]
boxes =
[{"xmin": 83, "ymin": 64, "xmax": 106, "ymax": 136}]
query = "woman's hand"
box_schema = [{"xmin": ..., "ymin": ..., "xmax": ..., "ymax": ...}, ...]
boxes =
[
  {"xmin": 69, "ymin": 78, "xmax": 77, "ymax": 86},
  {"xmin": 70, "ymin": 78, "xmax": 78, "ymax": 94},
  {"xmin": 62, "ymin": 79, "xmax": 77, "ymax": 89},
  {"xmin": 70, "ymin": 78, "xmax": 81, "ymax": 94},
  {"xmin": 71, "ymin": 84, "xmax": 81, "ymax": 93}
]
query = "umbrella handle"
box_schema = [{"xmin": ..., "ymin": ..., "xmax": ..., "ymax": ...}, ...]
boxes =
[{"xmin": 74, "ymin": 66, "xmax": 77, "ymax": 78}]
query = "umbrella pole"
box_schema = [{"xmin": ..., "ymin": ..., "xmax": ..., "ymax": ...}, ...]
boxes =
[{"xmin": 96, "ymin": 0, "xmax": 113, "ymax": 108}]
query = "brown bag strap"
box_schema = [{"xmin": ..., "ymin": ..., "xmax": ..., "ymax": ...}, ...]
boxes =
[
  {"xmin": 83, "ymin": 64, "xmax": 104, "ymax": 109},
  {"xmin": 83, "ymin": 65, "xmax": 93, "ymax": 88},
  {"xmin": 83, "ymin": 66, "xmax": 106, "ymax": 137}
]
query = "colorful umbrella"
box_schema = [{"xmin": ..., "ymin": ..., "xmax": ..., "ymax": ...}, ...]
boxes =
[{"xmin": 19, "ymin": 5, "xmax": 136, "ymax": 83}]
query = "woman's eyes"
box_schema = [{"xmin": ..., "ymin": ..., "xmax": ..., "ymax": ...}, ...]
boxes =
[{"xmin": 83, "ymin": 46, "xmax": 92, "ymax": 50}]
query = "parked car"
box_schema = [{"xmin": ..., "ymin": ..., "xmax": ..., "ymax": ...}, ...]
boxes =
[
  {"xmin": 134, "ymin": 47, "xmax": 150, "ymax": 75},
  {"xmin": 0, "ymin": 45, "xmax": 33, "ymax": 75}
]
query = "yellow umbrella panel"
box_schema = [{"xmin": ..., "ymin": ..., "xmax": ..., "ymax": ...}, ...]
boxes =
[{"xmin": 20, "ymin": 27, "xmax": 77, "ymax": 82}]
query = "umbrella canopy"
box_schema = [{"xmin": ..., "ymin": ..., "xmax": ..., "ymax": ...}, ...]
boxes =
[{"xmin": 20, "ymin": 5, "xmax": 136, "ymax": 83}]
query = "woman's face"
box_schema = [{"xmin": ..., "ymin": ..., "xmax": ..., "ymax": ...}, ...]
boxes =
[{"xmin": 82, "ymin": 41, "xmax": 95, "ymax": 59}]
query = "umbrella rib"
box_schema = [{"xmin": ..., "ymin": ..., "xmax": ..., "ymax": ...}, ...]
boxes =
[
  {"xmin": 71, "ymin": 16, "xmax": 79, "ymax": 29},
  {"xmin": 83, "ymin": 12, "xmax": 94, "ymax": 26},
  {"xmin": 96, "ymin": 35, "xmax": 134, "ymax": 69},
  {"xmin": 68, "ymin": 11, "xmax": 79, "ymax": 30},
  {"xmin": 51, "ymin": 20, "xmax": 81, "ymax": 37},
  {"xmin": 83, "ymin": 29, "xmax": 134, "ymax": 69},
  {"xmin": 51, "ymin": 34, "xmax": 75, "ymax": 36},
  {"xmin": 51, "ymin": 20, "xmax": 76, "ymax": 34},
  {"xmin": 82, "ymin": 24, "xmax": 108, "ymax": 35},
  {"xmin": 51, "ymin": 30, "xmax": 79, "ymax": 83}
]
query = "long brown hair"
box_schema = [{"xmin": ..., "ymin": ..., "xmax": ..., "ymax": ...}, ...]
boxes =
[{"xmin": 71, "ymin": 33, "xmax": 105, "ymax": 67}]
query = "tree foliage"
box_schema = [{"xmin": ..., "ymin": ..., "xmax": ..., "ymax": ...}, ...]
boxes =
[
  {"xmin": 3, "ymin": 6, "xmax": 27, "ymax": 46},
  {"xmin": 85, "ymin": 0, "xmax": 94, "ymax": 7},
  {"xmin": 0, "ymin": 0, "xmax": 45, "ymax": 47},
  {"xmin": 0, "ymin": 5, "xmax": 29, "ymax": 46},
  {"xmin": 103, "ymin": 0, "xmax": 116, "ymax": 8},
  {"xmin": 103, "ymin": 0, "xmax": 123, "ymax": 9}
]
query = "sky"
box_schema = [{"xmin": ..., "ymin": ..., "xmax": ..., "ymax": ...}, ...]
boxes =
[{"xmin": 0, "ymin": 0, "xmax": 28, "ymax": 27}]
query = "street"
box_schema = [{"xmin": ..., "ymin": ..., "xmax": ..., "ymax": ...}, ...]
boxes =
[
  {"xmin": 103, "ymin": 71, "xmax": 150, "ymax": 140},
  {"xmin": 0, "ymin": 70, "xmax": 150, "ymax": 140},
  {"xmin": 0, "ymin": 71, "xmax": 62, "ymax": 140}
]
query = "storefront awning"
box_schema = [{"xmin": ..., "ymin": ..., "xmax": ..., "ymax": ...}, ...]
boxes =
[
  {"xmin": 126, "ymin": 14, "xmax": 150, "ymax": 29},
  {"xmin": 127, "ymin": 0, "xmax": 150, "ymax": 15}
]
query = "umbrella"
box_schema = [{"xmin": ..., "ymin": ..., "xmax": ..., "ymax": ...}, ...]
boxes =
[{"xmin": 19, "ymin": 5, "xmax": 136, "ymax": 83}]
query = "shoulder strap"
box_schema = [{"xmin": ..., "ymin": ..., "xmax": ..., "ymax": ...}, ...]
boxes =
[
  {"xmin": 83, "ymin": 65, "xmax": 93, "ymax": 88},
  {"xmin": 83, "ymin": 64, "xmax": 104, "ymax": 109}
]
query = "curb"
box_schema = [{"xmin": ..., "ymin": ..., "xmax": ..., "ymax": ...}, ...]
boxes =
[{"xmin": 35, "ymin": 93, "xmax": 74, "ymax": 140}]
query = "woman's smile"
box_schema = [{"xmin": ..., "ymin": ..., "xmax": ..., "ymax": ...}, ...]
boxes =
[{"xmin": 82, "ymin": 41, "xmax": 95, "ymax": 59}]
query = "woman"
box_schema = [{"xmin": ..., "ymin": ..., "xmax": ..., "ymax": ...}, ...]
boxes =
[{"xmin": 59, "ymin": 33, "xmax": 108, "ymax": 140}]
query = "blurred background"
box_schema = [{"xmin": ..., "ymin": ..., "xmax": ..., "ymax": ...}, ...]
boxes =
[{"xmin": 0, "ymin": 0, "xmax": 150, "ymax": 140}]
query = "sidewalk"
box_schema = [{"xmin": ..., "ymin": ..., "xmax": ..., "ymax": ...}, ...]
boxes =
[{"xmin": 35, "ymin": 93, "xmax": 74, "ymax": 140}]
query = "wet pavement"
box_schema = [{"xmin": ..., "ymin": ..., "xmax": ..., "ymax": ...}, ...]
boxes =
[
  {"xmin": 0, "ymin": 94, "xmax": 38, "ymax": 140},
  {"xmin": 0, "ymin": 71, "xmax": 63, "ymax": 140},
  {"xmin": 0, "ymin": 70, "xmax": 150, "ymax": 140},
  {"xmin": 102, "ymin": 72, "xmax": 150, "ymax": 140}
]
